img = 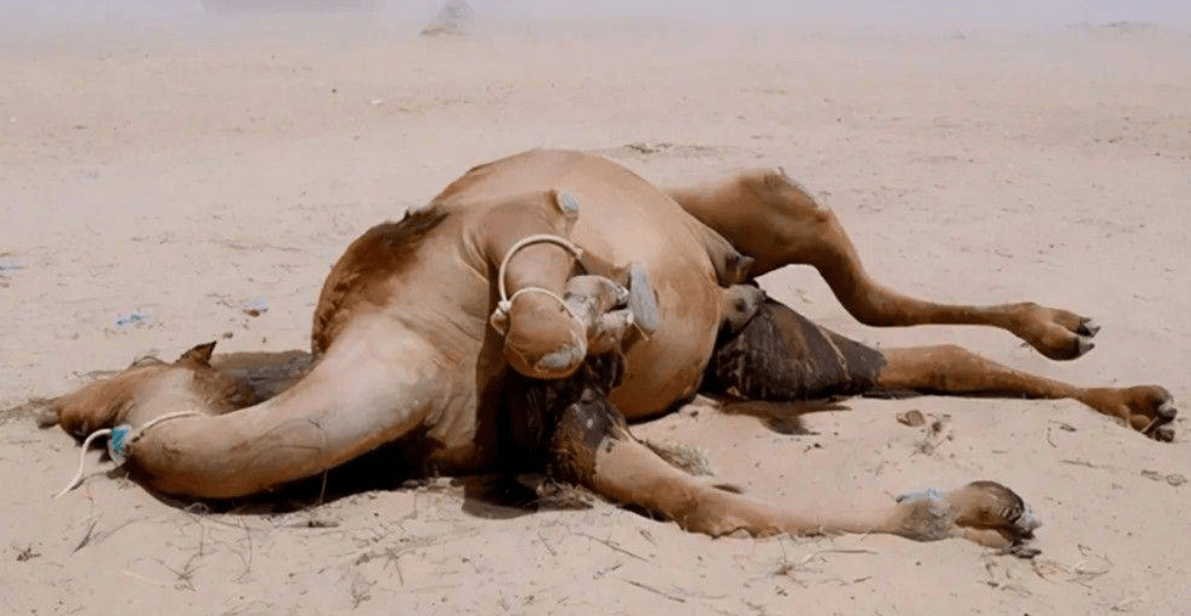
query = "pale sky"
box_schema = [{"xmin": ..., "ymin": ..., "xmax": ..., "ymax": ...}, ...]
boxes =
[{"xmin": 1, "ymin": 0, "xmax": 1188, "ymax": 31}]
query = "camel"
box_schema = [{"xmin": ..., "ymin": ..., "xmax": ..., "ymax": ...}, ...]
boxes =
[{"xmin": 42, "ymin": 148, "xmax": 1176, "ymax": 552}]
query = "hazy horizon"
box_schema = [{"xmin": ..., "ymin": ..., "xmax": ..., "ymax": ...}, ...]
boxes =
[{"xmin": 2, "ymin": 0, "xmax": 1190, "ymax": 33}]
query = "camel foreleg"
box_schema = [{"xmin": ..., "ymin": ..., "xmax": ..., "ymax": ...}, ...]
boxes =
[{"xmin": 545, "ymin": 376, "xmax": 1038, "ymax": 547}]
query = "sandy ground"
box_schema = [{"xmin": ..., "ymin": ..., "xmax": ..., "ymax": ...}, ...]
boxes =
[{"xmin": 2, "ymin": 14, "xmax": 1189, "ymax": 616}]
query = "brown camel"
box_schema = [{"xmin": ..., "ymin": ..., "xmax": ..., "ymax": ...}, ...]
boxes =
[{"xmin": 42, "ymin": 149, "xmax": 1176, "ymax": 553}]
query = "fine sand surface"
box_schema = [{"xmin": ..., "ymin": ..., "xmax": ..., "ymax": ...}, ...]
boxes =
[{"xmin": 2, "ymin": 15, "xmax": 1189, "ymax": 615}]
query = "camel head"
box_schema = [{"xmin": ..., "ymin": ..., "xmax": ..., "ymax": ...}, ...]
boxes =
[{"xmin": 46, "ymin": 342, "xmax": 255, "ymax": 439}]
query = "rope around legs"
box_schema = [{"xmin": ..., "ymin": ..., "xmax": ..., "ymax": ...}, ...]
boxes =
[
  {"xmin": 54, "ymin": 428, "xmax": 112, "ymax": 498},
  {"xmin": 54, "ymin": 411, "xmax": 201, "ymax": 498},
  {"xmin": 489, "ymin": 234, "xmax": 586, "ymax": 334}
]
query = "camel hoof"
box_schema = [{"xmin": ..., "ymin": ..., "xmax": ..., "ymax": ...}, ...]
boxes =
[
  {"xmin": 1141, "ymin": 396, "xmax": 1177, "ymax": 441},
  {"xmin": 1094, "ymin": 385, "xmax": 1177, "ymax": 441},
  {"xmin": 894, "ymin": 482, "xmax": 1040, "ymax": 548},
  {"xmin": 1018, "ymin": 304, "xmax": 1099, "ymax": 360},
  {"xmin": 955, "ymin": 481, "xmax": 1040, "ymax": 535},
  {"xmin": 627, "ymin": 265, "xmax": 660, "ymax": 335},
  {"xmin": 1077, "ymin": 319, "xmax": 1100, "ymax": 337},
  {"xmin": 554, "ymin": 190, "xmax": 581, "ymax": 216}
]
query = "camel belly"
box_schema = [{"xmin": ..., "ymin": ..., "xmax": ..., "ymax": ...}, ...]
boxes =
[
  {"xmin": 554, "ymin": 159, "xmax": 722, "ymax": 418},
  {"xmin": 608, "ymin": 263, "xmax": 720, "ymax": 419}
]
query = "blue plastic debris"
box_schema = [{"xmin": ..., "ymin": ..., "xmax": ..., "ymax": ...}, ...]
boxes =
[{"xmin": 115, "ymin": 311, "xmax": 151, "ymax": 328}]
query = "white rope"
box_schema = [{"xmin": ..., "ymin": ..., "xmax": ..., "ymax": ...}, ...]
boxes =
[
  {"xmin": 492, "ymin": 234, "xmax": 585, "ymax": 328},
  {"xmin": 54, "ymin": 411, "xmax": 201, "ymax": 498},
  {"xmin": 54, "ymin": 428, "xmax": 111, "ymax": 498}
]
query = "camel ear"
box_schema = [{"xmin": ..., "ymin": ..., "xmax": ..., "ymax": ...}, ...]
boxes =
[{"xmin": 176, "ymin": 341, "xmax": 217, "ymax": 367}]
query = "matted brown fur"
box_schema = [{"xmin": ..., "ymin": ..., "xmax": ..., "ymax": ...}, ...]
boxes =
[
  {"xmin": 707, "ymin": 299, "xmax": 886, "ymax": 401},
  {"xmin": 502, "ymin": 352, "xmax": 626, "ymax": 472},
  {"xmin": 311, "ymin": 207, "xmax": 449, "ymax": 356}
]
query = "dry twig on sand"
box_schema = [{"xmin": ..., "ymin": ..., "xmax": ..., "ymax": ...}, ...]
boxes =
[{"xmin": 621, "ymin": 579, "xmax": 687, "ymax": 603}]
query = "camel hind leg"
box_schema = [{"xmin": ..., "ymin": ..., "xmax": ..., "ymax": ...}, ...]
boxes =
[
  {"xmin": 707, "ymin": 299, "xmax": 1177, "ymax": 441},
  {"xmin": 877, "ymin": 345, "xmax": 1176, "ymax": 441},
  {"xmin": 669, "ymin": 169, "xmax": 1099, "ymax": 360}
]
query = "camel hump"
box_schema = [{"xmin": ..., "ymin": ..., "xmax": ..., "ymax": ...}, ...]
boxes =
[{"xmin": 311, "ymin": 207, "xmax": 451, "ymax": 356}]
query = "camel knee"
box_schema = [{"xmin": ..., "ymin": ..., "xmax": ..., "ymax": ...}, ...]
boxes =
[
  {"xmin": 548, "ymin": 406, "xmax": 770, "ymax": 538},
  {"xmin": 893, "ymin": 481, "xmax": 1039, "ymax": 547},
  {"xmin": 693, "ymin": 223, "xmax": 755, "ymax": 286},
  {"xmin": 547, "ymin": 390, "xmax": 628, "ymax": 486},
  {"xmin": 720, "ymin": 284, "xmax": 767, "ymax": 335}
]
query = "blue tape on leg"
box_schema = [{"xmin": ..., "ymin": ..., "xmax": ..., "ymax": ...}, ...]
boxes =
[{"xmin": 107, "ymin": 424, "xmax": 132, "ymax": 465}]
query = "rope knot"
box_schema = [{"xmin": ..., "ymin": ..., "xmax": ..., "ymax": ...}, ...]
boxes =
[{"xmin": 489, "ymin": 234, "xmax": 585, "ymax": 336}]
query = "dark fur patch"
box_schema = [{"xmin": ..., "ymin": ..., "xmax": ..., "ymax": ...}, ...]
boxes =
[
  {"xmin": 705, "ymin": 299, "xmax": 886, "ymax": 401},
  {"xmin": 547, "ymin": 394, "xmax": 627, "ymax": 486},
  {"xmin": 311, "ymin": 207, "xmax": 449, "ymax": 355},
  {"xmin": 501, "ymin": 353, "xmax": 625, "ymax": 474}
]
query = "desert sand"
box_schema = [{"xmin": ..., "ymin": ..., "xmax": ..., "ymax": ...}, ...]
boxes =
[{"xmin": 1, "ymin": 11, "xmax": 1189, "ymax": 616}]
